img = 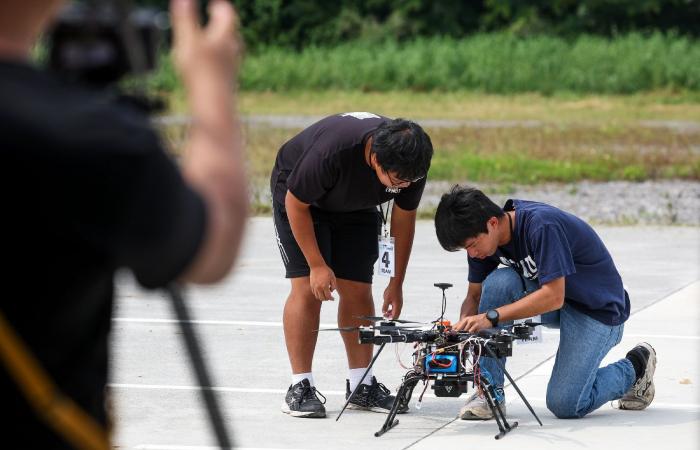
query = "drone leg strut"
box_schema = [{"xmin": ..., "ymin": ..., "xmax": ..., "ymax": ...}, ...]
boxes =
[
  {"xmin": 336, "ymin": 343, "xmax": 386, "ymax": 422},
  {"xmin": 484, "ymin": 345, "xmax": 543, "ymax": 426},
  {"xmin": 480, "ymin": 379, "xmax": 518, "ymax": 440},
  {"xmin": 374, "ymin": 374, "xmax": 421, "ymax": 437}
]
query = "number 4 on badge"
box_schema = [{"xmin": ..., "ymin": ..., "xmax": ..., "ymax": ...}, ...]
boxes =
[{"xmin": 377, "ymin": 237, "xmax": 395, "ymax": 277}]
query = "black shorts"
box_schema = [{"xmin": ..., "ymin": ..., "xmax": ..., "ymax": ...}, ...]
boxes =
[{"xmin": 273, "ymin": 202, "xmax": 381, "ymax": 283}]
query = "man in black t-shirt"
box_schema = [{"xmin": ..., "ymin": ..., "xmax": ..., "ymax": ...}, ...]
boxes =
[
  {"xmin": 271, "ymin": 112, "xmax": 433, "ymax": 418},
  {"xmin": 0, "ymin": 1, "xmax": 247, "ymax": 448},
  {"xmin": 434, "ymin": 186, "xmax": 656, "ymax": 421}
]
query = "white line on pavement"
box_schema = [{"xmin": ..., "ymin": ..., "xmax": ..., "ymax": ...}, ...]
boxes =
[
  {"xmin": 136, "ymin": 446, "xmax": 303, "ymax": 450},
  {"xmin": 110, "ymin": 383, "xmax": 698, "ymax": 411},
  {"xmin": 113, "ymin": 318, "xmax": 339, "ymax": 328},
  {"xmin": 109, "ymin": 383, "xmax": 455, "ymax": 400},
  {"xmin": 114, "ymin": 318, "xmax": 699, "ymax": 340}
]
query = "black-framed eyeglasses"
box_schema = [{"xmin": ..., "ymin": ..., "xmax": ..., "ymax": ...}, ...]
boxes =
[{"xmin": 387, "ymin": 172, "xmax": 425, "ymax": 186}]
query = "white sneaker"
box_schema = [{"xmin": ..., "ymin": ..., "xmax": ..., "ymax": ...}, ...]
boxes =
[
  {"xmin": 459, "ymin": 394, "xmax": 506, "ymax": 420},
  {"xmin": 618, "ymin": 342, "xmax": 657, "ymax": 411}
]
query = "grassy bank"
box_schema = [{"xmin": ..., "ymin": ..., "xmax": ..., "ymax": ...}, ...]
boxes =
[
  {"xmin": 160, "ymin": 112, "xmax": 699, "ymax": 187},
  {"xmin": 150, "ymin": 33, "xmax": 700, "ymax": 95}
]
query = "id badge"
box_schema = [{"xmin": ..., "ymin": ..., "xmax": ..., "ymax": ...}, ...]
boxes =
[
  {"xmin": 377, "ymin": 236, "xmax": 395, "ymax": 277},
  {"xmin": 514, "ymin": 315, "xmax": 543, "ymax": 344}
]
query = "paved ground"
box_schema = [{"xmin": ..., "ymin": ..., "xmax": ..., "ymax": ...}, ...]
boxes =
[{"xmin": 110, "ymin": 218, "xmax": 700, "ymax": 450}]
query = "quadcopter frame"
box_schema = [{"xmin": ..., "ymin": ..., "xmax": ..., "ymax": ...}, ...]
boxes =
[{"xmin": 335, "ymin": 283, "xmax": 542, "ymax": 440}]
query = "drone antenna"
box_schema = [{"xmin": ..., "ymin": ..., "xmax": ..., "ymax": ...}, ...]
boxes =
[{"xmin": 433, "ymin": 283, "xmax": 452, "ymax": 328}]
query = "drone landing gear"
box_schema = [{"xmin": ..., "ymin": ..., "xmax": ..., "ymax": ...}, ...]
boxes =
[
  {"xmin": 374, "ymin": 373, "xmax": 421, "ymax": 437},
  {"xmin": 481, "ymin": 381, "xmax": 518, "ymax": 440},
  {"xmin": 337, "ymin": 343, "xmax": 387, "ymax": 422}
]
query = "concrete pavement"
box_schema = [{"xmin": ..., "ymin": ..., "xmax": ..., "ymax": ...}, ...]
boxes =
[{"xmin": 110, "ymin": 218, "xmax": 699, "ymax": 450}]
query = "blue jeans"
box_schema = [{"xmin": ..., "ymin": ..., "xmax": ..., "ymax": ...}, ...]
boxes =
[{"xmin": 478, "ymin": 268, "xmax": 636, "ymax": 418}]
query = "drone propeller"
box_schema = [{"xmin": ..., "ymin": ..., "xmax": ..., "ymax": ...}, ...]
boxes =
[
  {"xmin": 520, "ymin": 320, "xmax": 546, "ymax": 326},
  {"xmin": 356, "ymin": 315, "xmax": 425, "ymax": 324},
  {"xmin": 316, "ymin": 324, "xmax": 419, "ymax": 332},
  {"xmin": 316, "ymin": 326, "xmax": 363, "ymax": 332}
]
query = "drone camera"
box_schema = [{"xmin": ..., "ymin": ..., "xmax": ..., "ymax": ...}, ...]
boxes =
[{"xmin": 433, "ymin": 377, "xmax": 468, "ymax": 397}]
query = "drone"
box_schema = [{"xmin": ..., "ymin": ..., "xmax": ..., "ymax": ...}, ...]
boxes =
[{"xmin": 327, "ymin": 282, "xmax": 543, "ymax": 440}]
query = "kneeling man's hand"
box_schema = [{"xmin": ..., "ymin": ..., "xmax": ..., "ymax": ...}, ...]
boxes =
[{"xmin": 454, "ymin": 313, "xmax": 491, "ymax": 333}]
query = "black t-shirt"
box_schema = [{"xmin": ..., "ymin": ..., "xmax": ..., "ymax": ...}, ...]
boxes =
[
  {"xmin": 270, "ymin": 112, "xmax": 426, "ymax": 212},
  {"xmin": 0, "ymin": 61, "xmax": 206, "ymax": 447},
  {"xmin": 468, "ymin": 200, "xmax": 630, "ymax": 326}
]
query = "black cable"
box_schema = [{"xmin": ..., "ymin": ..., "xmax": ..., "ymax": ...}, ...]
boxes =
[{"xmin": 167, "ymin": 283, "xmax": 234, "ymax": 449}]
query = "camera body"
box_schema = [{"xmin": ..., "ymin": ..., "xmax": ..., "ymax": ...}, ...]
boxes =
[{"xmin": 47, "ymin": 2, "xmax": 165, "ymax": 85}]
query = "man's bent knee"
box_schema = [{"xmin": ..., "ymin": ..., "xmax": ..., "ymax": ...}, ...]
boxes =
[
  {"xmin": 546, "ymin": 391, "xmax": 585, "ymax": 419},
  {"xmin": 479, "ymin": 268, "xmax": 528, "ymax": 312}
]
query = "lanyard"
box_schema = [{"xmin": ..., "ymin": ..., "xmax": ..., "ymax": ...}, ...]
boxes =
[
  {"xmin": 378, "ymin": 199, "xmax": 392, "ymax": 237},
  {"xmin": 507, "ymin": 211, "xmax": 527, "ymax": 293}
]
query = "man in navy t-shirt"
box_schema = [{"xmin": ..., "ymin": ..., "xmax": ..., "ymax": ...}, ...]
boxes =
[{"xmin": 434, "ymin": 186, "xmax": 656, "ymax": 420}]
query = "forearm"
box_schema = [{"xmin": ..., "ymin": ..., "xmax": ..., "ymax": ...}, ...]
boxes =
[
  {"xmin": 496, "ymin": 277, "xmax": 564, "ymax": 322},
  {"xmin": 460, "ymin": 283, "xmax": 482, "ymax": 318},
  {"xmin": 176, "ymin": 0, "xmax": 248, "ymax": 284},
  {"xmin": 285, "ymin": 192, "xmax": 325, "ymax": 268},
  {"xmin": 460, "ymin": 294, "xmax": 479, "ymax": 318}
]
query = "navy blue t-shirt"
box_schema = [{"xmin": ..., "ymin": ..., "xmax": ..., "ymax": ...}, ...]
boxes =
[{"xmin": 468, "ymin": 199, "xmax": 630, "ymax": 325}]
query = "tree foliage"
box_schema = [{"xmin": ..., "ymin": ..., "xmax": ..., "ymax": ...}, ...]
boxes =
[{"xmin": 136, "ymin": 0, "xmax": 699, "ymax": 49}]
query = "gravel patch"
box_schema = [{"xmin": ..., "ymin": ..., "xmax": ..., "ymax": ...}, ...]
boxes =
[
  {"xmin": 250, "ymin": 179, "xmax": 699, "ymax": 225},
  {"xmin": 421, "ymin": 180, "xmax": 700, "ymax": 226}
]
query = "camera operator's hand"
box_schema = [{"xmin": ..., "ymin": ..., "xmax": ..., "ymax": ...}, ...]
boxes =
[
  {"xmin": 171, "ymin": 0, "xmax": 241, "ymax": 96},
  {"xmin": 170, "ymin": 0, "xmax": 248, "ymax": 284},
  {"xmin": 310, "ymin": 264, "xmax": 337, "ymax": 301}
]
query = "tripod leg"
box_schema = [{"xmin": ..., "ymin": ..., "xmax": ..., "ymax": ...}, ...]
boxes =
[{"xmin": 337, "ymin": 343, "xmax": 386, "ymax": 421}]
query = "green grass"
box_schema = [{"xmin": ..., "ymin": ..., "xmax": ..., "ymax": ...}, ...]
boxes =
[
  {"xmin": 147, "ymin": 33, "xmax": 700, "ymax": 96},
  {"xmin": 158, "ymin": 117, "xmax": 700, "ymax": 186},
  {"xmin": 158, "ymin": 89, "xmax": 700, "ymax": 127}
]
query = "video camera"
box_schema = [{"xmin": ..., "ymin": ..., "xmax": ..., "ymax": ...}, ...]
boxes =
[{"xmin": 46, "ymin": 1, "xmax": 167, "ymax": 86}]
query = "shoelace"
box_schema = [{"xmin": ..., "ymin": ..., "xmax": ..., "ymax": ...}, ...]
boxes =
[
  {"xmin": 367, "ymin": 381, "xmax": 391, "ymax": 405},
  {"xmin": 301, "ymin": 385, "xmax": 327, "ymax": 405}
]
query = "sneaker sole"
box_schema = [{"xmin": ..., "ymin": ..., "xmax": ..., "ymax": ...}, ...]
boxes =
[
  {"xmin": 460, "ymin": 412, "xmax": 494, "ymax": 421},
  {"xmin": 459, "ymin": 406, "xmax": 505, "ymax": 421},
  {"xmin": 281, "ymin": 403, "xmax": 326, "ymax": 418}
]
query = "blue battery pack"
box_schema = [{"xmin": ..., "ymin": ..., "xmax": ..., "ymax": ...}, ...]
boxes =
[{"xmin": 425, "ymin": 354, "xmax": 458, "ymax": 373}]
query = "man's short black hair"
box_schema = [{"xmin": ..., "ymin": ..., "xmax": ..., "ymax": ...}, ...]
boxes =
[
  {"xmin": 372, "ymin": 118, "xmax": 433, "ymax": 181},
  {"xmin": 434, "ymin": 185, "xmax": 504, "ymax": 251}
]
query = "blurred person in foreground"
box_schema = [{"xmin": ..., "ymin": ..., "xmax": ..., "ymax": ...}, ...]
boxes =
[
  {"xmin": 0, "ymin": 0, "xmax": 246, "ymax": 448},
  {"xmin": 434, "ymin": 186, "xmax": 656, "ymax": 420},
  {"xmin": 271, "ymin": 113, "xmax": 433, "ymax": 418}
]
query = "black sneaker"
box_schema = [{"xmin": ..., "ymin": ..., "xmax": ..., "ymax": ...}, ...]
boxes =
[
  {"xmin": 281, "ymin": 379, "xmax": 327, "ymax": 418},
  {"xmin": 346, "ymin": 376, "xmax": 407, "ymax": 414}
]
